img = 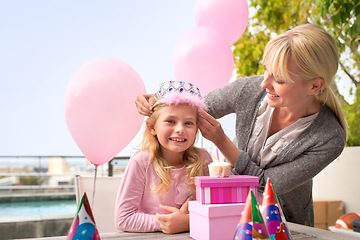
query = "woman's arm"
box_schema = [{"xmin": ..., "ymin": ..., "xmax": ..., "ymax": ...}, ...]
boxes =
[
  {"xmin": 199, "ymin": 77, "xmax": 263, "ymax": 165},
  {"xmin": 233, "ymin": 132, "xmax": 345, "ymax": 196},
  {"xmin": 135, "ymin": 77, "xmax": 251, "ymax": 118},
  {"xmin": 205, "ymin": 78, "xmax": 250, "ymax": 119},
  {"xmin": 114, "ymin": 153, "xmax": 161, "ymax": 232}
]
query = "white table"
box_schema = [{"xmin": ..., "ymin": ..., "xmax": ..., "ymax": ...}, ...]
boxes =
[{"xmin": 17, "ymin": 222, "xmax": 357, "ymax": 240}]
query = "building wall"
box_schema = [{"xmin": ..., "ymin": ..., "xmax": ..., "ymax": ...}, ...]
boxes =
[{"xmin": 313, "ymin": 146, "xmax": 360, "ymax": 214}]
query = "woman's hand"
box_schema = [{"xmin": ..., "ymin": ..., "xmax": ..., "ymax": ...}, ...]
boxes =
[
  {"xmin": 198, "ymin": 110, "xmax": 240, "ymax": 166},
  {"xmin": 198, "ymin": 110, "xmax": 226, "ymax": 145},
  {"xmin": 155, "ymin": 196, "xmax": 193, "ymax": 234},
  {"xmin": 135, "ymin": 93, "xmax": 156, "ymax": 116}
]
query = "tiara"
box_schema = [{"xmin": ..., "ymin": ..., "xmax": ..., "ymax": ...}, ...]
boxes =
[{"xmin": 152, "ymin": 81, "xmax": 207, "ymax": 110}]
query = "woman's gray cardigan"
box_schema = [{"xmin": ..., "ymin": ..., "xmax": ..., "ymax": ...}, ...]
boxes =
[{"xmin": 205, "ymin": 76, "xmax": 345, "ymax": 226}]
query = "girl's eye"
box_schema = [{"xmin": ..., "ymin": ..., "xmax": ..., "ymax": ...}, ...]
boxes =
[
  {"xmin": 166, "ymin": 120, "xmax": 175, "ymax": 124},
  {"xmin": 185, "ymin": 121, "xmax": 194, "ymax": 126}
]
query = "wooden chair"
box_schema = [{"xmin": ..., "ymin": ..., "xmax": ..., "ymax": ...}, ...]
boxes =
[{"xmin": 75, "ymin": 175, "xmax": 122, "ymax": 233}]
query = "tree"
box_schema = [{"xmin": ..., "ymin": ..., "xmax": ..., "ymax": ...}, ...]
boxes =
[
  {"xmin": 317, "ymin": 0, "xmax": 360, "ymax": 146},
  {"xmin": 19, "ymin": 176, "xmax": 41, "ymax": 185},
  {"xmin": 233, "ymin": 0, "xmax": 360, "ymax": 145}
]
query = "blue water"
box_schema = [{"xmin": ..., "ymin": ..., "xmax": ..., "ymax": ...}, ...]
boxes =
[{"xmin": 0, "ymin": 200, "xmax": 77, "ymax": 217}]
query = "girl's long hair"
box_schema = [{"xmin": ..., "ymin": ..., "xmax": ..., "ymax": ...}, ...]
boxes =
[
  {"xmin": 140, "ymin": 103, "xmax": 205, "ymax": 194},
  {"xmin": 263, "ymin": 23, "xmax": 347, "ymax": 140}
]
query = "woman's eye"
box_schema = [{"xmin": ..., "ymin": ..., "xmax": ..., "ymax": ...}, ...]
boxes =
[
  {"xmin": 273, "ymin": 76, "xmax": 285, "ymax": 84},
  {"xmin": 274, "ymin": 79, "xmax": 285, "ymax": 84}
]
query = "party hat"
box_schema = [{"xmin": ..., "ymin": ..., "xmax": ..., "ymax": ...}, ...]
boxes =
[
  {"xmin": 67, "ymin": 192, "xmax": 101, "ymax": 240},
  {"xmin": 234, "ymin": 191, "xmax": 270, "ymax": 240},
  {"xmin": 260, "ymin": 179, "xmax": 292, "ymax": 240}
]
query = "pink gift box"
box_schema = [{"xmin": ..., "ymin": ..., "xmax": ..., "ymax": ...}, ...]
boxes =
[
  {"xmin": 189, "ymin": 200, "xmax": 244, "ymax": 240},
  {"xmin": 195, "ymin": 175, "xmax": 258, "ymax": 204}
]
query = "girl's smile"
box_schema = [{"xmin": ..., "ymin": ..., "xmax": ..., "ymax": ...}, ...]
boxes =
[{"xmin": 169, "ymin": 137, "xmax": 187, "ymax": 142}]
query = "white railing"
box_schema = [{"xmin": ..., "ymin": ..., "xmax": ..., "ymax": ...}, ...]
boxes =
[{"xmin": 0, "ymin": 155, "xmax": 130, "ymax": 200}]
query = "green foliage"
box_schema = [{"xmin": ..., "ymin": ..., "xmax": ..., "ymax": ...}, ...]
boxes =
[
  {"xmin": 233, "ymin": 0, "xmax": 360, "ymax": 145},
  {"xmin": 233, "ymin": 31, "xmax": 268, "ymax": 77},
  {"xmin": 344, "ymin": 92, "xmax": 360, "ymax": 146},
  {"xmin": 19, "ymin": 176, "xmax": 41, "ymax": 185}
]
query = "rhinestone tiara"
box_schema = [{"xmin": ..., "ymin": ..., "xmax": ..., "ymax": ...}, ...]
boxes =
[{"xmin": 152, "ymin": 81, "xmax": 207, "ymax": 110}]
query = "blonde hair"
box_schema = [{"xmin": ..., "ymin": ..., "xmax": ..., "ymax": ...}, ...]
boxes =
[
  {"xmin": 263, "ymin": 23, "xmax": 347, "ymax": 139},
  {"xmin": 140, "ymin": 103, "xmax": 205, "ymax": 194}
]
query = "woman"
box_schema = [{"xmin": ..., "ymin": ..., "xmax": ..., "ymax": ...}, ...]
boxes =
[{"xmin": 135, "ymin": 24, "xmax": 347, "ymax": 226}]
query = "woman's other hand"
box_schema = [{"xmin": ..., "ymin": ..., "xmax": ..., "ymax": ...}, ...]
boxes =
[{"xmin": 135, "ymin": 93, "xmax": 156, "ymax": 116}]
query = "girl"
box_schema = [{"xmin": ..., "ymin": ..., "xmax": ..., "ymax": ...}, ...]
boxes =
[{"xmin": 115, "ymin": 81, "xmax": 212, "ymax": 234}]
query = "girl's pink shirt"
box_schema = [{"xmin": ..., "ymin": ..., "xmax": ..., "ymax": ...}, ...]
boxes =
[{"xmin": 114, "ymin": 149, "xmax": 212, "ymax": 232}]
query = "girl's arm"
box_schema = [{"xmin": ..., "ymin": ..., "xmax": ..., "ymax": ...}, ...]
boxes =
[
  {"xmin": 155, "ymin": 196, "xmax": 193, "ymax": 234},
  {"xmin": 155, "ymin": 149, "xmax": 211, "ymax": 234},
  {"xmin": 114, "ymin": 153, "xmax": 161, "ymax": 232}
]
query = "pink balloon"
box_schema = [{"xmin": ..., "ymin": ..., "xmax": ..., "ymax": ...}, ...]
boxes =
[
  {"xmin": 172, "ymin": 26, "xmax": 234, "ymax": 95},
  {"xmin": 64, "ymin": 58, "xmax": 145, "ymax": 166},
  {"xmin": 194, "ymin": 0, "xmax": 249, "ymax": 45}
]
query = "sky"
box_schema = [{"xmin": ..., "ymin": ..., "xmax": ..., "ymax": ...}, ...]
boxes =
[{"xmin": 0, "ymin": 0, "xmax": 237, "ymax": 157}]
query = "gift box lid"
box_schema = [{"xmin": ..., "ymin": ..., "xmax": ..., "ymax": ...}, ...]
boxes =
[
  {"xmin": 195, "ymin": 175, "xmax": 259, "ymax": 188},
  {"xmin": 189, "ymin": 200, "xmax": 245, "ymax": 218}
]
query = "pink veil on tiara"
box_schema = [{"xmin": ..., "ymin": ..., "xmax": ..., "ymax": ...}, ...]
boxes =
[{"xmin": 152, "ymin": 81, "xmax": 207, "ymax": 111}]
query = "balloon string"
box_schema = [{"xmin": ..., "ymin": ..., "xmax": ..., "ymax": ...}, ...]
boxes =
[{"xmin": 92, "ymin": 165, "xmax": 98, "ymax": 211}]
